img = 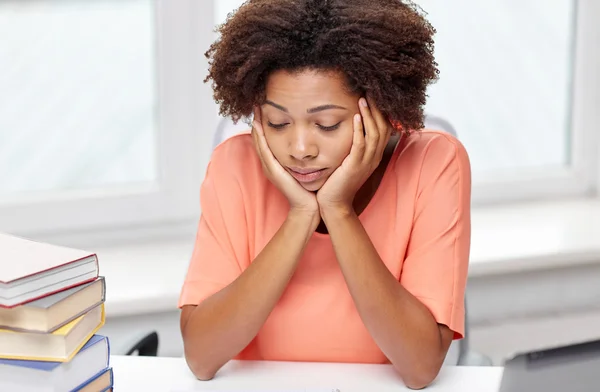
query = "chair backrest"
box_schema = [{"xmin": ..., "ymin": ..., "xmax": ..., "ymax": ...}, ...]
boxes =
[
  {"xmin": 424, "ymin": 114, "xmax": 458, "ymax": 138},
  {"xmin": 213, "ymin": 116, "xmax": 251, "ymax": 150}
]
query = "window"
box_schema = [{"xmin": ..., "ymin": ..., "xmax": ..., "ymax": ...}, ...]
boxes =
[
  {"xmin": 0, "ymin": 0, "xmax": 158, "ymax": 195},
  {"xmin": 415, "ymin": 0, "xmax": 599, "ymax": 203},
  {"xmin": 215, "ymin": 0, "xmax": 600, "ymax": 204},
  {"xmin": 0, "ymin": 1, "xmax": 215, "ymax": 243},
  {"xmin": 420, "ymin": 0, "xmax": 575, "ymax": 174},
  {"xmin": 1, "ymin": 1, "xmax": 598, "ymax": 244}
]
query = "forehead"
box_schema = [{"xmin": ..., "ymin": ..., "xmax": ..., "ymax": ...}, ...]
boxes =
[{"xmin": 265, "ymin": 69, "xmax": 354, "ymax": 103}]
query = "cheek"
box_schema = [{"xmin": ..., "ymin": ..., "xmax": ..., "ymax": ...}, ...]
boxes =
[
  {"xmin": 329, "ymin": 128, "xmax": 354, "ymax": 165},
  {"xmin": 264, "ymin": 133, "xmax": 286, "ymax": 161}
]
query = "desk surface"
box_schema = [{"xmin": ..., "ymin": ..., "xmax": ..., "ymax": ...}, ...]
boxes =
[{"xmin": 110, "ymin": 356, "xmax": 504, "ymax": 391}]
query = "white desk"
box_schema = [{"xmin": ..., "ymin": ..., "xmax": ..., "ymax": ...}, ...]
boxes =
[{"xmin": 110, "ymin": 356, "xmax": 504, "ymax": 391}]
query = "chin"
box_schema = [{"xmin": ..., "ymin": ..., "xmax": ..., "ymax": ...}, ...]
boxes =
[{"xmin": 300, "ymin": 180, "xmax": 325, "ymax": 192}]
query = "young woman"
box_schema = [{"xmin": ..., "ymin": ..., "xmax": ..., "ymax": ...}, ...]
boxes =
[{"xmin": 179, "ymin": 0, "xmax": 471, "ymax": 389}]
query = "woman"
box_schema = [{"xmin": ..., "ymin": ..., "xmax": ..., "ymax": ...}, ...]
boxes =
[{"xmin": 179, "ymin": 0, "xmax": 471, "ymax": 389}]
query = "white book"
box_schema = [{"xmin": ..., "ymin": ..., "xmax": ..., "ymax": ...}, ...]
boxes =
[{"xmin": 0, "ymin": 233, "xmax": 99, "ymax": 308}]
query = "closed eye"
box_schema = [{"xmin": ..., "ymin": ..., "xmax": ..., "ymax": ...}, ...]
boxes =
[
  {"xmin": 318, "ymin": 122, "xmax": 342, "ymax": 131},
  {"xmin": 267, "ymin": 121, "xmax": 341, "ymax": 131},
  {"xmin": 267, "ymin": 121, "xmax": 288, "ymax": 130}
]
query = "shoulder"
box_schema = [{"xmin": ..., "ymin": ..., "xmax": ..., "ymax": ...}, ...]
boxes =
[
  {"xmin": 210, "ymin": 132, "xmax": 256, "ymax": 168},
  {"xmin": 202, "ymin": 132, "xmax": 268, "ymax": 198},
  {"xmin": 387, "ymin": 129, "xmax": 471, "ymax": 205},
  {"xmin": 207, "ymin": 132, "xmax": 261, "ymax": 181},
  {"xmin": 400, "ymin": 129, "xmax": 469, "ymax": 163},
  {"xmin": 395, "ymin": 129, "xmax": 471, "ymax": 182}
]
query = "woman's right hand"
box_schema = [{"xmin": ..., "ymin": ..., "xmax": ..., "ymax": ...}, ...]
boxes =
[{"xmin": 251, "ymin": 107, "xmax": 320, "ymax": 224}]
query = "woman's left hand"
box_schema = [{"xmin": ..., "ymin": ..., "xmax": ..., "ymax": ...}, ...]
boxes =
[{"xmin": 317, "ymin": 96, "xmax": 392, "ymax": 215}]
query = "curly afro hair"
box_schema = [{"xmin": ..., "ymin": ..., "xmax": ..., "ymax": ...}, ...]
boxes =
[{"xmin": 205, "ymin": 0, "xmax": 439, "ymax": 131}]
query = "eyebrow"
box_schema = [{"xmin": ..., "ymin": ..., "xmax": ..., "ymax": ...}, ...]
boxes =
[{"xmin": 264, "ymin": 100, "xmax": 347, "ymax": 114}]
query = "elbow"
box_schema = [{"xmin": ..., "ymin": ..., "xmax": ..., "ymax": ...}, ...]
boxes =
[
  {"xmin": 180, "ymin": 312, "xmax": 222, "ymax": 380},
  {"xmin": 397, "ymin": 364, "xmax": 441, "ymax": 390},
  {"xmin": 191, "ymin": 365, "xmax": 218, "ymax": 381},
  {"xmin": 186, "ymin": 357, "xmax": 219, "ymax": 381},
  {"xmin": 183, "ymin": 349, "xmax": 221, "ymax": 381},
  {"xmin": 404, "ymin": 377, "xmax": 434, "ymax": 390}
]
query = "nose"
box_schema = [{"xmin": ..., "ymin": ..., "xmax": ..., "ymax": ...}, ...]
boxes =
[{"xmin": 289, "ymin": 127, "xmax": 318, "ymax": 161}]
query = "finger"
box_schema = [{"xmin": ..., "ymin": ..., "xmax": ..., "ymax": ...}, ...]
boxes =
[
  {"xmin": 348, "ymin": 113, "xmax": 366, "ymax": 164},
  {"xmin": 251, "ymin": 121, "xmax": 259, "ymax": 149},
  {"xmin": 359, "ymin": 97, "xmax": 379, "ymax": 163},
  {"xmin": 365, "ymin": 96, "xmax": 391, "ymax": 161},
  {"xmin": 251, "ymin": 107, "xmax": 267, "ymax": 151},
  {"xmin": 251, "ymin": 112, "xmax": 273, "ymax": 172},
  {"xmin": 253, "ymin": 119, "xmax": 279, "ymax": 170},
  {"xmin": 251, "ymin": 121, "xmax": 268, "ymax": 172},
  {"xmin": 251, "ymin": 106, "xmax": 261, "ymax": 140},
  {"xmin": 366, "ymin": 95, "xmax": 389, "ymax": 135},
  {"xmin": 253, "ymin": 105, "xmax": 262, "ymax": 124}
]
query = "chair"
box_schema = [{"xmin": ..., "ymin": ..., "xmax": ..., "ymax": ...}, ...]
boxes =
[
  {"xmin": 113, "ymin": 331, "xmax": 160, "ymax": 357},
  {"xmin": 214, "ymin": 114, "xmax": 493, "ymax": 367}
]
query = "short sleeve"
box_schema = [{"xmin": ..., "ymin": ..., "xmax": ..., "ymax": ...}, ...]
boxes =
[
  {"xmin": 400, "ymin": 134, "xmax": 471, "ymax": 339},
  {"xmin": 178, "ymin": 154, "xmax": 249, "ymax": 308}
]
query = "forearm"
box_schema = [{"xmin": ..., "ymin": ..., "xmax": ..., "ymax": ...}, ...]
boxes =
[
  {"xmin": 322, "ymin": 208, "xmax": 447, "ymax": 389},
  {"xmin": 182, "ymin": 211, "xmax": 317, "ymax": 380}
]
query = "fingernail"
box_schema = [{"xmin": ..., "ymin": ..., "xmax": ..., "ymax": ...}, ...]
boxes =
[{"xmin": 360, "ymin": 98, "xmax": 368, "ymax": 107}]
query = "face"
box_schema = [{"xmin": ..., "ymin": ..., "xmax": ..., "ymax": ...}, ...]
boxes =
[{"xmin": 260, "ymin": 69, "xmax": 361, "ymax": 191}]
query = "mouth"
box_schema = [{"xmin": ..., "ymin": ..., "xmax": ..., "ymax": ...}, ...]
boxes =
[{"xmin": 287, "ymin": 167, "xmax": 327, "ymax": 183}]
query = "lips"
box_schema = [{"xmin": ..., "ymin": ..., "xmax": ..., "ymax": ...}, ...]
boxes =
[{"xmin": 287, "ymin": 167, "xmax": 326, "ymax": 183}]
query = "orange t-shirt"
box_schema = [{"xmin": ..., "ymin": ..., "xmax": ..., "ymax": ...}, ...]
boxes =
[{"xmin": 179, "ymin": 129, "xmax": 471, "ymax": 364}]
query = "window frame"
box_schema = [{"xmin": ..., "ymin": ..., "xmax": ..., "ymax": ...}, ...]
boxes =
[{"xmin": 0, "ymin": 1, "xmax": 215, "ymax": 245}]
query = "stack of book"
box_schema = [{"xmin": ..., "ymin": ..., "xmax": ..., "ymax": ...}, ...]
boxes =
[{"xmin": 0, "ymin": 233, "xmax": 113, "ymax": 391}]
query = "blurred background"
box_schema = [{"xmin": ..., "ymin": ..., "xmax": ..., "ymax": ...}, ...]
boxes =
[{"xmin": 0, "ymin": 0, "xmax": 599, "ymax": 365}]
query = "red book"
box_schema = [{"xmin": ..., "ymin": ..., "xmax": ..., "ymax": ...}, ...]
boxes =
[{"xmin": 0, "ymin": 233, "xmax": 99, "ymax": 308}]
